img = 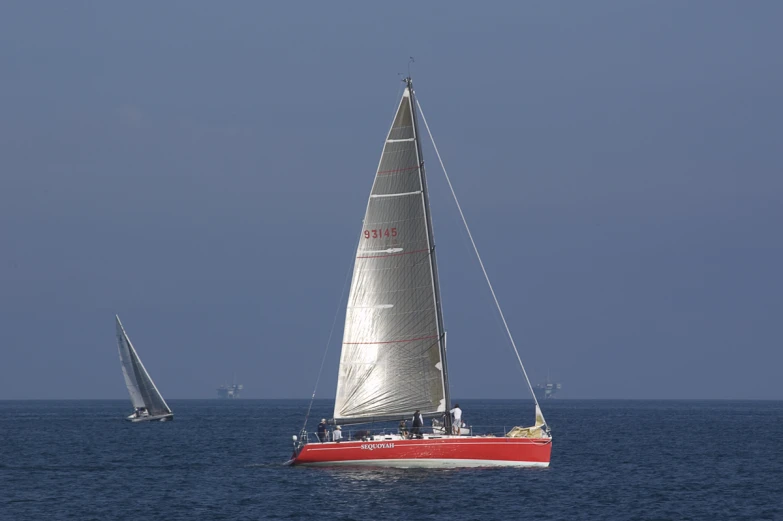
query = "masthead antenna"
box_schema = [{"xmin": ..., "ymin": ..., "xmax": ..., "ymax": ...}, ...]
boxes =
[{"xmin": 408, "ymin": 56, "xmax": 415, "ymax": 79}]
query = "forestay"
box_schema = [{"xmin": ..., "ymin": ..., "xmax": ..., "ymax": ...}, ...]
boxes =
[
  {"xmin": 115, "ymin": 315, "xmax": 171, "ymax": 416},
  {"xmin": 333, "ymin": 86, "xmax": 447, "ymax": 424}
]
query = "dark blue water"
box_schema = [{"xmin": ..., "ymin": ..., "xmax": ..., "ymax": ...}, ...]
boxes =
[{"xmin": 1, "ymin": 400, "xmax": 781, "ymax": 520}]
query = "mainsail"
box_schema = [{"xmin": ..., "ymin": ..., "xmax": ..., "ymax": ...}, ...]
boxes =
[
  {"xmin": 115, "ymin": 315, "xmax": 171, "ymax": 416},
  {"xmin": 333, "ymin": 81, "xmax": 449, "ymax": 424}
]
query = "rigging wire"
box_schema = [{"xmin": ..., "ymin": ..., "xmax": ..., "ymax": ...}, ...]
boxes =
[
  {"xmin": 415, "ymin": 96, "xmax": 545, "ymax": 418},
  {"xmin": 300, "ymin": 80, "xmax": 406, "ymax": 433},
  {"xmin": 300, "ymin": 236, "xmax": 358, "ymax": 433}
]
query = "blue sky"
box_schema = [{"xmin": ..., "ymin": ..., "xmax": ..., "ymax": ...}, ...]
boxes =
[{"xmin": 1, "ymin": 1, "xmax": 781, "ymax": 399}]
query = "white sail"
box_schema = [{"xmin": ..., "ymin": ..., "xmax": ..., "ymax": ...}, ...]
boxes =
[
  {"xmin": 116, "ymin": 316, "xmax": 145, "ymax": 408},
  {"xmin": 115, "ymin": 315, "xmax": 171, "ymax": 416},
  {"xmin": 333, "ymin": 83, "xmax": 448, "ymax": 424}
]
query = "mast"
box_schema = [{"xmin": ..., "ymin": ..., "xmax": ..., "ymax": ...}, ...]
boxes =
[{"xmin": 407, "ymin": 77, "xmax": 451, "ymax": 432}]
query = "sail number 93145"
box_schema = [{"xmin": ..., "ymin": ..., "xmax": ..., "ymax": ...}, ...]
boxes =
[{"xmin": 364, "ymin": 228, "xmax": 398, "ymax": 239}]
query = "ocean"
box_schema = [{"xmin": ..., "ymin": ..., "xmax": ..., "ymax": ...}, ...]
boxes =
[{"xmin": 1, "ymin": 399, "xmax": 781, "ymax": 520}]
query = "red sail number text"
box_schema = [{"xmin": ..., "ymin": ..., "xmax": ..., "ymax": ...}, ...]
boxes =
[{"xmin": 364, "ymin": 228, "xmax": 398, "ymax": 239}]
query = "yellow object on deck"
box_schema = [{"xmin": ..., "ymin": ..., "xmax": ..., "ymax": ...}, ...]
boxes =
[{"xmin": 505, "ymin": 404, "xmax": 548, "ymax": 438}]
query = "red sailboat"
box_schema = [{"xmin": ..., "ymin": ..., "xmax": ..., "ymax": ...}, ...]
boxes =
[{"xmin": 288, "ymin": 76, "xmax": 551, "ymax": 468}]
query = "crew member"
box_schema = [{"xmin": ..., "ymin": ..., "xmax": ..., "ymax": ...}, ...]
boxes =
[
  {"xmin": 411, "ymin": 410, "xmax": 424, "ymax": 439},
  {"xmin": 317, "ymin": 418, "xmax": 327, "ymax": 443},
  {"xmin": 450, "ymin": 403, "xmax": 462, "ymax": 435}
]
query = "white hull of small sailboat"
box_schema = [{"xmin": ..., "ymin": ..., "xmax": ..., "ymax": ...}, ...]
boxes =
[{"xmin": 126, "ymin": 413, "xmax": 174, "ymax": 423}]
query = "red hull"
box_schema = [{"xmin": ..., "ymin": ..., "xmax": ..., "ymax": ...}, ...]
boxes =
[{"xmin": 289, "ymin": 436, "xmax": 552, "ymax": 468}]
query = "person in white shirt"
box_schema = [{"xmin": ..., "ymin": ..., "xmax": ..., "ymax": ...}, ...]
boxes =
[
  {"xmin": 332, "ymin": 425, "xmax": 342, "ymax": 442},
  {"xmin": 450, "ymin": 403, "xmax": 462, "ymax": 435}
]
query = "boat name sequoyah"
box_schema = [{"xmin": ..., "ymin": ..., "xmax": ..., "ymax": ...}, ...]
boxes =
[{"xmin": 360, "ymin": 443, "xmax": 395, "ymax": 450}]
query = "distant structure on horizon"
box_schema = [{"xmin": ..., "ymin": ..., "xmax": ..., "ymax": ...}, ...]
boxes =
[
  {"xmin": 217, "ymin": 377, "xmax": 243, "ymax": 399},
  {"xmin": 533, "ymin": 372, "xmax": 562, "ymax": 399}
]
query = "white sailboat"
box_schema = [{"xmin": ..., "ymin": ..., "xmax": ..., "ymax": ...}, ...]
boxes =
[{"xmin": 115, "ymin": 315, "xmax": 173, "ymax": 422}]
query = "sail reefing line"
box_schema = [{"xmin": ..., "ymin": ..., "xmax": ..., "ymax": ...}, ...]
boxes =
[{"xmin": 415, "ymin": 97, "xmax": 546, "ymax": 423}]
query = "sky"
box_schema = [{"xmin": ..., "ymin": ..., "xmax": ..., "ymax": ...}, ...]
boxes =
[{"xmin": 1, "ymin": 1, "xmax": 781, "ymax": 400}]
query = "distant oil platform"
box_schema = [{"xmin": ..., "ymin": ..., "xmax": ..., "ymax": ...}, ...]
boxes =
[
  {"xmin": 533, "ymin": 372, "xmax": 562, "ymax": 399},
  {"xmin": 217, "ymin": 376, "xmax": 243, "ymax": 399}
]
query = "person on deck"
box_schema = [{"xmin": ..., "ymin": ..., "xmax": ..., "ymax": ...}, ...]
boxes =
[
  {"xmin": 450, "ymin": 403, "xmax": 462, "ymax": 435},
  {"xmin": 332, "ymin": 425, "xmax": 342, "ymax": 442},
  {"xmin": 317, "ymin": 418, "xmax": 327, "ymax": 443},
  {"xmin": 398, "ymin": 419, "xmax": 408, "ymax": 438},
  {"xmin": 411, "ymin": 410, "xmax": 424, "ymax": 439}
]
